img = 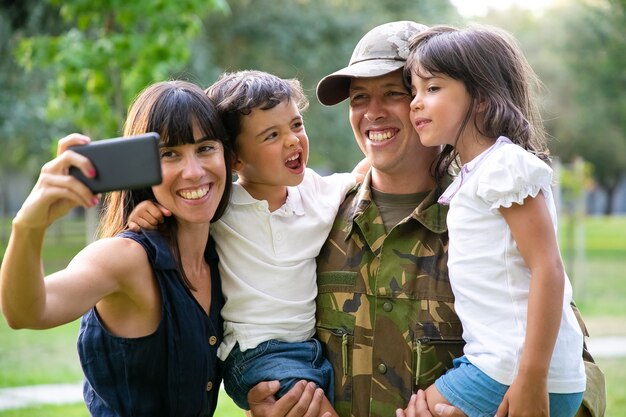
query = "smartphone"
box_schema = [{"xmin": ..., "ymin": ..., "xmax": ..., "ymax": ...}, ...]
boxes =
[{"xmin": 69, "ymin": 132, "xmax": 162, "ymax": 193}]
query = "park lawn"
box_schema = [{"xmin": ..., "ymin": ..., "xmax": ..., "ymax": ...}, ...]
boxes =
[
  {"xmin": 559, "ymin": 215, "xmax": 626, "ymax": 317},
  {"xmin": 0, "ymin": 388, "xmax": 245, "ymax": 417},
  {"xmin": 0, "ymin": 319, "xmax": 82, "ymax": 387},
  {"xmin": 0, "ymin": 215, "xmax": 625, "ymax": 415}
]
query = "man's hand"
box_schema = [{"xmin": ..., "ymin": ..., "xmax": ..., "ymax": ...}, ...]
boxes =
[
  {"xmin": 395, "ymin": 390, "xmax": 467, "ymax": 417},
  {"xmin": 247, "ymin": 380, "xmax": 329, "ymax": 417}
]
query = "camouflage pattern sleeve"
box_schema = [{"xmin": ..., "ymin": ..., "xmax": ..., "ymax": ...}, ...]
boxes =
[{"xmin": 315, "ymin": 175, "xmax": 464, "ymax": 417}]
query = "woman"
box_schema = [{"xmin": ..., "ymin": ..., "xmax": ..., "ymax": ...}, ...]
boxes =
[{"xmin": 0, "ymin": 80, "xmax": 232, "ymax": 416}]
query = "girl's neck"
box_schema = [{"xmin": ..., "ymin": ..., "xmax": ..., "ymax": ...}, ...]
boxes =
[
  {"xmin": 238, "ymin": 179, "xmax": 288, "ymax": 212},
  {"xmin": 456, "ymin": 130, "xmax": 496, "ymax": 165}
]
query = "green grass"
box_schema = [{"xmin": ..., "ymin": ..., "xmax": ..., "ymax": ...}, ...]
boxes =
[
  {"xmin": 560, "ymin": 215, "xmax": 626, "ymax": 317},
  {"xmin": 0, "ymin": 320, "xmax": 82, "ymax": 387},
  {"xmin": 0, "ymin": 216, "xmax": 245, "ymax": 416},
  {"xmin": 1, "ymin": 215, "xmax": 625, "ymax": 416},
  {"xmin": 598, "ymin": 357, "xmax": 626, "ymax": 416},
  {"xmin": 0, "ymin": 388, "xmax": 244, "ymax": 417},
  {"xmin": 0, "ymin": 404, "xmax": 89, "ymax": 417}
]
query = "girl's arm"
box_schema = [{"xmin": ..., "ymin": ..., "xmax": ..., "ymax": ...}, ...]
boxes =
[{"xmin": 497, "ymin": 191, "xmax": 564, "ymax": 417}]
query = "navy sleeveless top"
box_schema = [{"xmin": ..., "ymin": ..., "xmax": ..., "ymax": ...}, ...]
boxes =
[{"xmin": 77, "ymin": 230, "xmax": 224, "ymax": 416}]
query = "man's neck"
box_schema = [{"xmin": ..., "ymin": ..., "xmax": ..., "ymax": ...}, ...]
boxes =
[{"xmin": 370, "ymin": 168, "xmax": 435, "ymax": 195}]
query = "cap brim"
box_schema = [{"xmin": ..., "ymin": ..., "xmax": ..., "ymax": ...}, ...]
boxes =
[{"xmin": 316, "ymin": 60, "xmax": 406, "ymax": 106}]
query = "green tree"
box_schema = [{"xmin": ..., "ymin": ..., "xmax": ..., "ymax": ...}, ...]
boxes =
[
  {"xmin": 198, "ymin": 0, "xmax": 459, "ymax": 172},
  {"xmin": 15, "ymin": 0, "xmax": 228, "ymax": 140},
  {"xmin": 546, "ymin": 0, "xmax": 626, "ymax": 214},
  {"xmin": 0, "ymin": 1, "xmax": 68, "ymax": 238},
  {"xmin": 468, "ymin": 1, "xmax": 626, "ymax": 214},
  {"xmin": 9, "ymin": 0, "xmax": 227, "ymax": 241}
]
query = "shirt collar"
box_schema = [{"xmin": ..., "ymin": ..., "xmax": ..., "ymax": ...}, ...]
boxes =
[
  {"xmin": 349, "ymin": 170, "xmax": 448, "ymax": 235},
  {"xmin": 438, "ymin": 136, "xmax": 512, "ymax": 205},
  {"xmin": 229, "ymin": 182, "xmax": 305, "ymax": 216}
]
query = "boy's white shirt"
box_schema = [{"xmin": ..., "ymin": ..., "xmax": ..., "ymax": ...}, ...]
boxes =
[{"xmin": 213, "ymin": 168, "xmax": 356, "ymax": 360}]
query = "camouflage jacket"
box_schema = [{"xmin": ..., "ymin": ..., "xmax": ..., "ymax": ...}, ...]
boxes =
[
  {"xmin": 315, "ymin": 172, "xmax": 464, "ymax": 417},
  {"xmin": 315, "ymin": 172, "xmax": 606, "ymax": 417}
]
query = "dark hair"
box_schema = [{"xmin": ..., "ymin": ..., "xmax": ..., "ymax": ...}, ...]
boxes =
[
  {"xmin": 98, "ymin": 80, "xmax": 232, "ymax": 290},
  {"xmin": 205, "ymin": 70, "xmax": 308, "ymax": 150},
  {"xmin": 406, "ymin": 24, "xmax": 549, "ymax": 181}
]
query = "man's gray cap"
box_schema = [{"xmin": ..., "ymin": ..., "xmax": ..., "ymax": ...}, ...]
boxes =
[{"xmin": 316, "ymin": 21, "xmax": 427, "ymax": 106}]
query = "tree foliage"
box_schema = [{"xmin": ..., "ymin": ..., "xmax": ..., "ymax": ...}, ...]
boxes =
[
  {"xmin": 1, "ymin": 0, "xmax": 624, "ymax": 213},
  {"xmin": 15, "ymin": 0, "xmax": 228, "ymax": 139},
  {"xmin": 551, "ymin": 0, "xmax": 626, "ymax": 213},
  {"xmin": 197, "ymin": 0, "xmax": 459, "ymax": 171},
  {"xmin": 471, "ymin": 0, "xmax": 626, "ymax": 213}
]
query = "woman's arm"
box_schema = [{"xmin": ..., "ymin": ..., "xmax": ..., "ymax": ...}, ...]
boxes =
[
  {"xmin": 497, "ymin": 191, "xmax": 565, "ymax": 417},
  {"xmin": 1, "ymin": 134, "xmax": 98, "ymax": 327},
  {"xmin": 1, "ymin": 134, "xmax": 156, "ymax": 334}
]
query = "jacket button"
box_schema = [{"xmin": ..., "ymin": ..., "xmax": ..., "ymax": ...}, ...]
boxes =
[
  {"xmin": 208, "ymin": 335, "xmax": 217, "ymax": 345},
  {"xmin": 206, "ymin": 381, "xmax": 213, "ymax": 391},
  {"xmin": 383, "ymin": 302, "xmax": 393, "ymax": 312},
  {"xmin": 377, "ymin": 363, "xmax": 387, "ymax": 374}
]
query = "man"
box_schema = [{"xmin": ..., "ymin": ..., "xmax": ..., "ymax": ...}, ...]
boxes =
[
  {"xmin": 248, "ymin": 21, "xmax": 605, "ymax": 417},
  {"xmin": 313, "ymin": 20, "xmax": 460, "ymax": 417}
]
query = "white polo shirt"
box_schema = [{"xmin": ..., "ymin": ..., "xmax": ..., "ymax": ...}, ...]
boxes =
[
  {"xmin": 442, "ymin": 137, "xmax": 586, "ymax": 393},
  {"xmin": 213, "ymin": 168, "xmax": 356, "ymax": 360}
]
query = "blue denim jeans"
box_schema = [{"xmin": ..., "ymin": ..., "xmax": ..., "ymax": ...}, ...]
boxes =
[
  {"xmin": 435, "ymin": 356, "xmax": 583, "ymax": 417},
  {"xmin": 223, "ymin": 338, "xmax": 334, "ymax": 410}
]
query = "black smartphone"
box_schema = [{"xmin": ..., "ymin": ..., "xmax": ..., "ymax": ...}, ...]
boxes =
[{"xmin": 69, "ymin": 132, "xmax": 162, "ymax": 193}]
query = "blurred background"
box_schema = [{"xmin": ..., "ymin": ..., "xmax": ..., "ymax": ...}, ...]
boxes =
[{"xmin": 0, "ymin": 0, "xmax": 624, "ymax": 415}]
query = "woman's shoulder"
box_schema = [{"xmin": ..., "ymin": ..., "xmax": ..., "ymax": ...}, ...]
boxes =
[{"xmin": 77, "ymin": 235, "xmax": 150, "ymax": 275}]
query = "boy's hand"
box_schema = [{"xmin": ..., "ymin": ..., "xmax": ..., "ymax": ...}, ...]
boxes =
[{"xmin": 127, "ymin": 200, "xmax": 171, "ymax": 231}]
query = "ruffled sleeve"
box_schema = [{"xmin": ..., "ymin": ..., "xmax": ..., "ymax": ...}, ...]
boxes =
[{"xmin": 476, "ymin": 145, "xmax": 553, "ymax": 211}]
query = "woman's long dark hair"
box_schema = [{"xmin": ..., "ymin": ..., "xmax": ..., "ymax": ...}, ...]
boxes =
[{"xmin": 97, "ymin": 80, "xmax": 232, "ymax": 290}]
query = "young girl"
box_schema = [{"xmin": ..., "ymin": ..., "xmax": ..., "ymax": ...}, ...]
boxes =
[
  {"xmin": 404, "ymin": 25, "xmax": 586, "ymax": 417},
  {"xmin": 1, "ymin": 80, "xmax": 231, "ymax": 416},
  {"xmin": 128, "ymin": 70, "xmax": 364, "ymax": 417}
]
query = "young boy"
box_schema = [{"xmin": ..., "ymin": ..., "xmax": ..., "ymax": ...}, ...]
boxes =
[{"xmin": 129, "ymin": 70, "xmax": 362, "ymax": 416}]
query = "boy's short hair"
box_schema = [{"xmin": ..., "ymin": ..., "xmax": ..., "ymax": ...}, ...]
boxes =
[{"xmin": 206, "ymin": 70, "xmax": 308, "ymax": 143}]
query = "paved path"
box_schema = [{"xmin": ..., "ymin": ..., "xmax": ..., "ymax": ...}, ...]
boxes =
[
  {"xmin": 1, "ymin": 337, "xmax": 625, "ymax": 411},
  {"xmin": 586, "ymin": 336, "xmax": 626, "ymax": 358},
  {"xmin": 0, "ymin": 383, "xmax": 83, "ymax": 411}
]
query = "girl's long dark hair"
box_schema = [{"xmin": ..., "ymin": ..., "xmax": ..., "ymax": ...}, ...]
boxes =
[{"xmin": 406, "ymin": 25, "xmax": 549, "ymax": 182}]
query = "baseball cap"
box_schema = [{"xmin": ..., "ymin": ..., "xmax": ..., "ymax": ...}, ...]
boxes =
[{"xmin": 316, "ymin": 21, "xmax": 428, "ymax": 106}]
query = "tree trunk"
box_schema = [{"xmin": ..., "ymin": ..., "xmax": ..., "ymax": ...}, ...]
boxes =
[{"xmin": 604, "ymin": 184, "xmax": 616, "ymax": 215}]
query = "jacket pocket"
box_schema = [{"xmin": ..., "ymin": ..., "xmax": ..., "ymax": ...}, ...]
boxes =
[{"xmin": 412, "ymin": 329, "xmax": 465, "ymax": 389}]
